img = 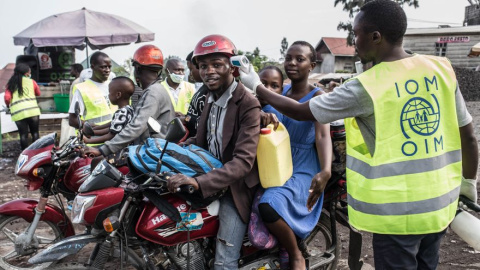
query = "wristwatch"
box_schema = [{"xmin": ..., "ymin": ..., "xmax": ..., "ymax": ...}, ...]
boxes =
[{"xmin": 185, "ymin": 115, "xmax": 191, "ymax": 123}]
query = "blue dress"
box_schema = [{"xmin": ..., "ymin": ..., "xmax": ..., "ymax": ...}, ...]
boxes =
[{"xmin": 259, "ymin": 86, "xmax": 324, "ymax": 239}]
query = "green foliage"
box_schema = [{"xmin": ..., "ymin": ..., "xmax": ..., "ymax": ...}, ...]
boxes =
[
  {"xmin": 112, "ymin": 66, "xmax": 129, "ymax": 77},
  {"xmin": 238, "ymin": 47, "xmax": 269, "ymax": 72},
  {"xmin": 335, "ymin": 0, "xmax": 420, "ymax": 45},
  {"xmin": 334, "ymin": 69, "xmax": 353, "ymax": 73}
]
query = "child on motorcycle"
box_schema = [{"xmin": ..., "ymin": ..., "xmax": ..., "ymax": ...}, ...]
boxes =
[{"xmin": 83, "ymin": 77, "xmax": 135, "ymax": 145}]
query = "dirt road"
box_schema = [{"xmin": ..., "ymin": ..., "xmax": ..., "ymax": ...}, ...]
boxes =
[{"xmin": 1, "ymin": 102, "xmax": 480, "ymax": 269}]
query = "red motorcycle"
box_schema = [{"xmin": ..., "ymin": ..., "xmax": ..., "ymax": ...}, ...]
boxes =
[
  {"xmin": 0, "ymin": 105, "xmax": 129, "ymax": 269},
  {"xmin": 0, "ymin": 131, "xmax": 90, "ymax": 269},
  {"xmin": 28, "ymin": 118, "xmax": 347, "ymax": 270}
]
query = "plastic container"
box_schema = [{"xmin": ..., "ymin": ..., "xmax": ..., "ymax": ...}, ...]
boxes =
[
  {"xmin": 257, "ymin": 123, "xmax": 293, "ymax": 188},
  {"xmin": 450, "ymin": 210, "xmax": 480, "ymax": 250},
  {"xmin": 53, "ymin": 93, "xmax": 70, "ymax": 113}
]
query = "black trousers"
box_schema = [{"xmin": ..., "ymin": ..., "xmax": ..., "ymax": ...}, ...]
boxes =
[
  {"xmin": 15, "ymin": 116, "xmax": 40, "ymax": 150},
  {"xmin": 373, "ymin": 229, "xmax": 446, "ymax": 270}
]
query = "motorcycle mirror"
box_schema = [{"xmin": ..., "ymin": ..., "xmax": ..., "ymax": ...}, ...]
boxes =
[
  {"xmin": 74, "ymin": 102, "xmax": 83, "ymax": 130},
  {"xmin": 165, "ymin": 117, "xmax": 186, "ymax": 143},
  {"xmin": 83, "ymin": 122, "xmax": 95, "ymax": 137},
  {"xmin": 147, "ymin": 117, "xmax": 161, "ymax": 135},
  {"xmin": 74, "ymin": 102, "xmax": 80, "ymax": 115}
]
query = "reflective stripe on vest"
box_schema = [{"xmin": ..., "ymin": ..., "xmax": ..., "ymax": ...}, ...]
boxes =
[
  {"xmin": 10, "ymin": 77, "xmax": 41, "ymax": 122},
  {"xmin": 345, "ymin": 55, "xmax": 462, "ymax": 234},
  {"xmin": 72, "ymin": 80, "xmax": 116, "ymax": 125},
  {"xmin": 161, "ymin": 80, "xmax": 195, "ymax": 114}
]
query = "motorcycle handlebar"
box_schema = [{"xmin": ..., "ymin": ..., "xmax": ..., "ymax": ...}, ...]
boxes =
[
  {"xmin": 459, "ymin": 195, "xmax": 480, "ymax": 212},
  {"xmin": 146, "ymin": 173, "xmax": 194, "ymax": 194},
  {"xmin": 176, "ymin": 185, "xmax": 195, "ymax": 194}
]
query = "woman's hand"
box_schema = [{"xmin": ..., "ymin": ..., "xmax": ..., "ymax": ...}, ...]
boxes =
[
  {"xmin": 260, "ymin": 112, "xmax": 279, "ymax": 130},
  {"xmin": 167, "ymin": 174, "xmax": 199, "ymax": 193},
  {"xmin": 307, "ymin": 171, "xmax": 331, "ymax": 211}
]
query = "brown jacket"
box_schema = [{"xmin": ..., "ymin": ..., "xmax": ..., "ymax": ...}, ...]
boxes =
[{"xmin": 184, "ymin": 83, "xmax": 261, "ymax": 223}]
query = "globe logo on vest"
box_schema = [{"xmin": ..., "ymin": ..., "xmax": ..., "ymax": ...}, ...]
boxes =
[{"xmin": 400, "ymin": 95, "xmax": 440, "ymax": 139}]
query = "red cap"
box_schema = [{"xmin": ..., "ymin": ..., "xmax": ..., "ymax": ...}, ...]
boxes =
[{"xmin": 260, "ymin": 128, "xmax": 271, "ymax": 135}]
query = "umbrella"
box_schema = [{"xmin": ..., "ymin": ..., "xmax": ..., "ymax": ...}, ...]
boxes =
[
  {"xmin": 468, "ymin": 42, "xmax": 480, "ymax": 57},
  {"xmin": 13, "ymin": 7, "xmax": 154, "ymax": 64}
]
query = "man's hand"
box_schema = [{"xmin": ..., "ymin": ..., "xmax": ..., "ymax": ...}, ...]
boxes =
[
  {"xmin": 260, "ymin": 112, "xmax": 279, "ymax": 130},
  {"xmin": 239, "ymin": 64, "xmax": 262, "ymax": 94},
  {"xmin": 175, "ymin": 112, "xmax": 186, "ymax": 125},
  {"xmin": 84, "ymin": 146, "xmax": 102, "ymax": 157},
  {"xmin": 460, "ymin": 176, "xmax": 478, "ymax": 202},
  {"xmin": 167, "ymin": 174, "xmax": 199, "ymax": 193},
  {"xmin": 307, "ymin": 171, "xmax": 331, "ymax": 211}
]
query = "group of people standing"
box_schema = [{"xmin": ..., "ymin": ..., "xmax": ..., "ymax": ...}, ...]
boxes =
[{"xmin": 4, "ymin": 0, "xmax": 479, "ymax": 269}]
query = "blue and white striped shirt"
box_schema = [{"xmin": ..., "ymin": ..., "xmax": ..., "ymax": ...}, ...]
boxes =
[{"xmin": 206, "ymin": 81, "xmax": 238, "ymax": 160}]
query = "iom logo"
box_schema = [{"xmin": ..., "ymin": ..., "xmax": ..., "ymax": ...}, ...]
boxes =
[{"xmin": 400, "ymin": 95, "xmax": 440, "ymax": 139}]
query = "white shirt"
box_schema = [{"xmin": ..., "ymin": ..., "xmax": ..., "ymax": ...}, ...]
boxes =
[
  {"xmin": 68, "ymin": 79, "xmax": 110, "ymax": 118},
  {"xmin": 164, "ymin": 79, "xmax": 183, "ymax": 103}
]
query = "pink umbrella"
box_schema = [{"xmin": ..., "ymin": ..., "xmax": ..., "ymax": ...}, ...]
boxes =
[{"xmin": 13, "ymin": 7, "xmax": 154, "ymax": 61}]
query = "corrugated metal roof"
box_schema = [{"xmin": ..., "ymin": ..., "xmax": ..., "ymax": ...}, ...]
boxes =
[
  {"xmin": 315, "ymin": 37, "xmax": 355, "ymax": 56},
  {"xmin": 405, "ymin": 25, "xmax": 480, "ymax": 36}
]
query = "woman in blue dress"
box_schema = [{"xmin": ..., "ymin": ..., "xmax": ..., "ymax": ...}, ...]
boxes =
[{"xmin": 258, "ymin": 41, "xmax": 332, "ymax": 270}]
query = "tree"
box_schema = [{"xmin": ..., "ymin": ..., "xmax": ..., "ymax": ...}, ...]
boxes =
[
  {"xmin": 280, "ymin": 37, "xmax": 289, "ymax": 59},
  {"xmin": 239, "ymin": 47, "xmax": 269, "ymax": 72},
  {"xmin": 335, "ymin": 0, "xmax": 420, "ymax": 45}
]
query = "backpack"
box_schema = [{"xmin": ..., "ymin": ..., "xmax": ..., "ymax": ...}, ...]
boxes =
[{"xmin": 127, "ymin": 138, "xmax": 223, "ymax": 177}]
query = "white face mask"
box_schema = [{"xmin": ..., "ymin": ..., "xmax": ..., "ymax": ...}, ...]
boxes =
[{"xmin": 168, "ymin": 70, "xmax": 184, "ymax": 84}]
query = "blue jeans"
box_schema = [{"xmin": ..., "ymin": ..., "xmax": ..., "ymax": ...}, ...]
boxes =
[
  {"xmin": 372, "ymin": 229, "xmax": 446, "ymax": 270},
  {"xmin": 214, "ymin": 194, "xmax": 247, "ymax": 270}
]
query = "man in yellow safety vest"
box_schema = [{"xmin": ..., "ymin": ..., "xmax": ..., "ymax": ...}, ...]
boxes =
[
  {"xmin": 161, "ymin": 58, "xmax": 195, "ymax": 116},
  {"xmin": 68, "ymin": 51, "xmax": 117, "ymax": 130},
  {"xmin": 239, "ymin": 0, "xmax": 479, "ymax": 269}
]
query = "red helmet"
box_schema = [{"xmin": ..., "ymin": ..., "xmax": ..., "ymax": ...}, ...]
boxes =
[
  {"xmin": 133, "ymin": 45, "xmax": 164, "ymax": 68},
  {"xmin": 192, "ymin": 34, "xmax": 237, "ymax": 65}
]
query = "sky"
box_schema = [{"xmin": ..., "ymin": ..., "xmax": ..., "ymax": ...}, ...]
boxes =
[{"xmin": 0, "ymin": 0, "xmax": 469, "ymax": 68}]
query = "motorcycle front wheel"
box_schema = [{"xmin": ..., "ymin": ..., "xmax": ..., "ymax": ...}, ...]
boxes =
[{"xmin": 0, "ymin": 215, "xmax": 63, "ymax": 270}]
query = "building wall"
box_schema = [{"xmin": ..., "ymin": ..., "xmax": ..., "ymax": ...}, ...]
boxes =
[
  {"xmin": 319, "ymin": 54, "xmax": 335, "ymax": 73},
  {"xmin": 334, "ymin": 56, "xmax": 356, "ymax": 72},
  {"xmin": 403, "ymin": 35, "xmax": 480, "ymax": 69},
  {"xmin": 465, "ymin": 5, "xmax": 480, "ymax": 26}
]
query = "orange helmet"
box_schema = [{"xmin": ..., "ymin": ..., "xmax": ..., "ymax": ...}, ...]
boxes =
[
  {"xmin": 192, "ymin": 34, "xmax": 237, "ymax": 65},
  {"xmin": 133, "ymin": 45, "xmax": 164, "ymax": 68}
]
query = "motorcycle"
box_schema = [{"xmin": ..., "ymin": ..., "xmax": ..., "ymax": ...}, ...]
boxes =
[
  {"xmin": 0, "ymin": 103, "xmax": 127, "ymax": 270},
  {"xmin": 27, "ymin": 118, "xmax": 347, "ymax": 270},
  {"xmin": 30, "ymin": 116, "xmax": 480, "ymax": 270}
]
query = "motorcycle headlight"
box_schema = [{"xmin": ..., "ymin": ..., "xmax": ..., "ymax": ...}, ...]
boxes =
[{"xmin": 71, "ymin": 195, "xmax": 96, "ymax": 224}]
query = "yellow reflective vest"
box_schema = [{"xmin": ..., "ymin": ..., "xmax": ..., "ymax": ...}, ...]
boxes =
[
  {"xmin": 72, "ymin": 79, "xmax": 117, "ymax": 125},
  {"xmin": 345, "ymin": 55, "xmax": 462, "ymax": 234},
  {"xmin": 161, "ymin": 80, "xmax": 195, "ymax": 114},
  {"xmin": 10, "ymin": 77, "xmax": 41, "ymax": 122}
]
